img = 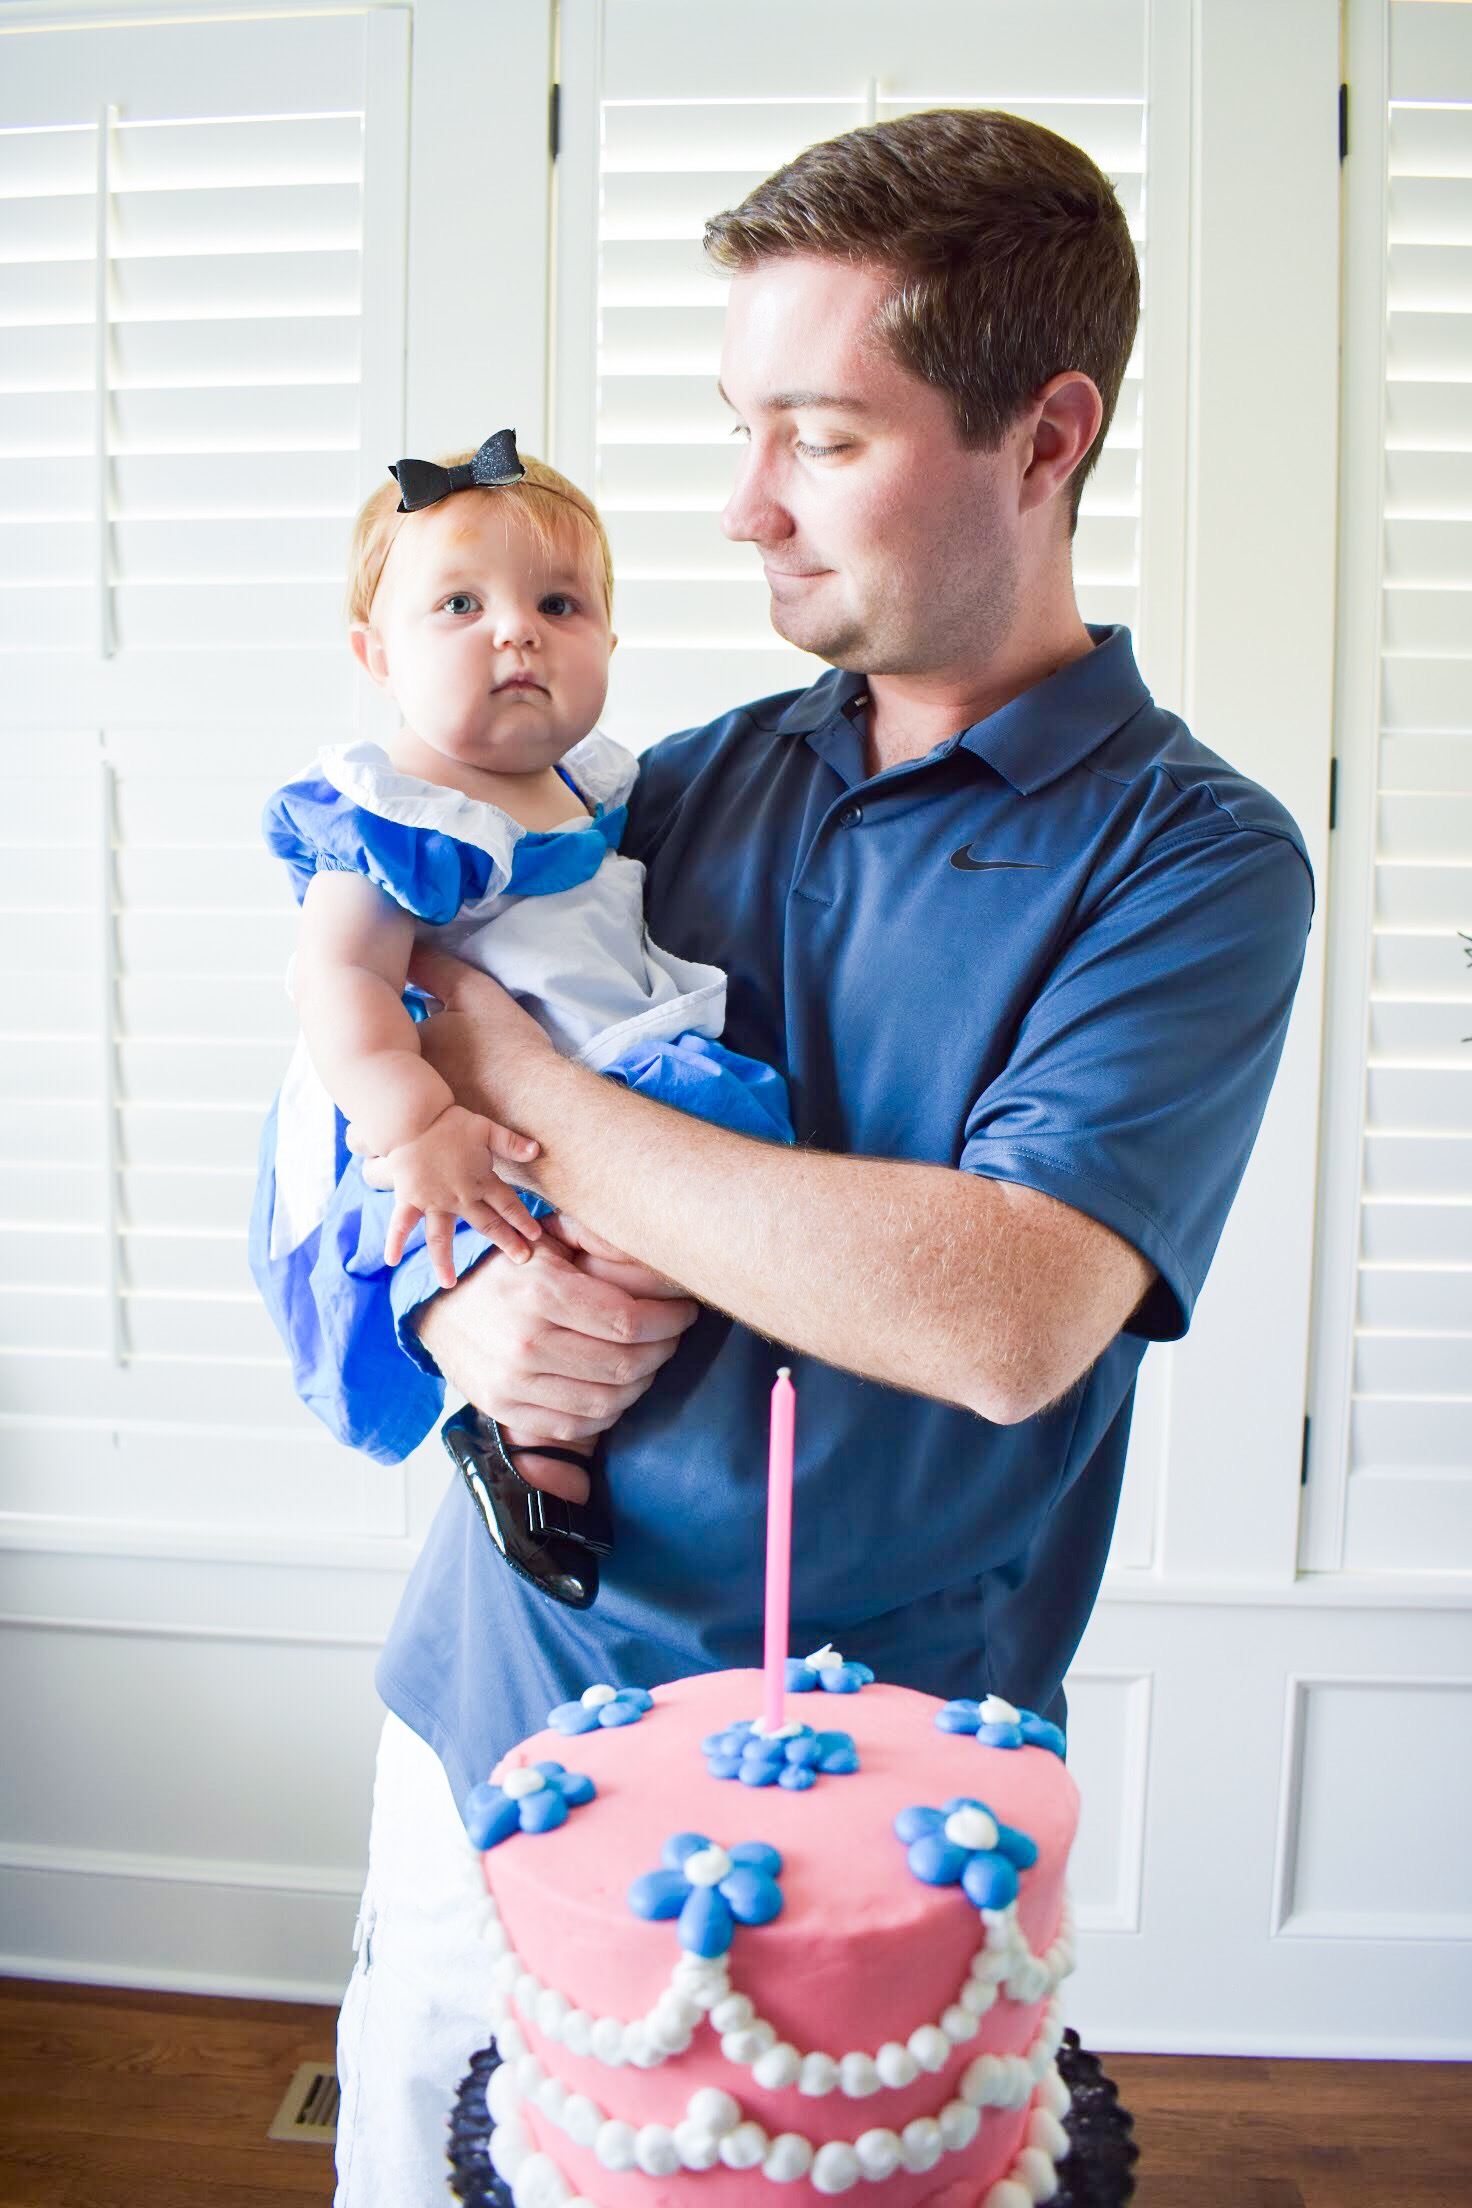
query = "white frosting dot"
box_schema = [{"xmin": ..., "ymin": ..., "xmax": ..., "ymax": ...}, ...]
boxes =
[
  {"xmin": 853, "ymin": 2128, "xmax": 902, "ymax": 2180},
  {"xmin": 535, "ymin": 1988, "xmax": 569, "ymax": 2036},
  {"xmin": 763, "ymin": 2132, "xmax": 814, "ymax": 2182},
  {"xmin": 581, "ymin": 1683, "xmax": 618, "ymax": 1708},
  {"xmin": 685, "ymin": 2087, "xmax": 742, "ymax": 2137},
  {"xmin": 501, "ymin": 1767, "xmax": 546, "ymax": 1800},
  {"xmin": 534, "ymin": 2075, "xmax": 566, "ymax": 2122},
  {"xmin": 945, "ymin": 1805, "xmax": 1000, "ymax": 1851},
  {"xmin": 488, "ymin": 2065, "xmax": 522, "ymax": 2126},
  {"xmin": 673, "ymin": 2120, "xmax": 721, "ymax": 2170},
  {"xmin": 622, "ymin": 2021, "xmax": 661, "ymax": 2068},
  {"xmin": 962, "ymin": 1978, "xmax": 999, "ymax": 2017},
  {"xmin": 634, "ymin": 2124, "xmax": 680, "ymax": 2177},
  {"xmin": 496, "ymin": 2018, "xmax": 528, "ymax": 2063},
  {"xmin": 805, "ymin": 1642, "xmax": 842, "ymax": 1670},
  {"xmin": 961, "ymin": 2053, "xmax": 1004, "ymax": 2108},
  {"xmin": 684, "ymin": 1845, "xmax": 733, "ymax": 1888},
  {"xmin": 719, "ymin": 2121, "xmax": 770, "ymax": 2170},
  {"xmin": 513, "ymin": 1973, "xmax": 541, "ymax": 2020},
  {"xmin": 489, "ymin": 2115, "xmax": 531, "ymax": 2184},
  {"xmin": 810, "ymin": 2140, "xmax": 861, "ymax": 2193},
  {"xmin": 722, "ymin": 2021, "xmax": 776, "ymax": 2065},
  {"xmin": 491, "ymin": 1954, "xmax": 520, "ymax": 1995},
  {"xmin": 748, "ymin": 1717, "xmax": 804, "ymax": 1740},
  {"xmin": 560, "ymin": 2009, "xmax": 592, "ymax": 2057},
  {"xmin": 942, "ymin": 2003, "xmax": 980, "ymax": 2042},
  {"xmin": 797, "ymin": 2051, "xmax": 839, "ymax": 2096},
  {"xmin": 875, "ymin": 2040, "xmax": 919, "ymax": 2089},
  {"xmin": 983, "ymin": 2184, "xmax": 1034, "ymax": 2208},
  {"xmin": 511, "ymin": 2149, "xmax": 571, "ymax": 2207},
  {"xmin": 593, "ymin": 2118, "xmax": 638, "ymax": 2171},
  {"xmin": 1028, "ymin": 2107, "xmax": 1070, "ymax": 2161},
  {"xmin": 980, "ymin": 1692, "xmax": 1021, "ymax": 1726},
  {"xmin": 907, "ymin": 2023, "xmax": 951, "ymax": 2073},
  {"xmin": 562, "ymin": 2094, "xmax": 603, "ymax": 2147},
  {"xmin": 1015, "ymin": 2145, "xmax": 1059, "ymax": 2198},
  {"xmin": 940, "ymin": 2099, "xmax": 981, "ymax": 2153},
  {"xmin": 589, "ymin": 2016, "xmax": 626, "ymax": 2066},
  {"xmin": 838, "ymin": 2051, "xmax": 881, "ymax": 2097},
  {"xmin": 709, "ymin": 1992, "xmax": 755, "ymax": 2033},
  {"xmin": 752, "ymin": 2041, "xmax": 802, "ymax": 2090},
  {"xmin": 513, "ymin": 2053, "xmax": 544, "ymax": 2097},
  {"xmin": 900, "ymin": 2117, "xmax": 944, "ymax": 2174},
  {"xmin": 1039, "ymin": 2067, "xmax": 1071, "ymax": 2121}
]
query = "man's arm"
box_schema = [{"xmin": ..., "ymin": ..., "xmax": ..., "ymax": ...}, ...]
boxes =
[{"xmin": 398, "ymin": 956, "xmax": 1152, "ymax": 1425}]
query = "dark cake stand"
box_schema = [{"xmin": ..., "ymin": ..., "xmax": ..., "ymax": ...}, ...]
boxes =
[{"xmin": 448, "ymin": 2029, "xmax": 1138, "ymax": 2204}]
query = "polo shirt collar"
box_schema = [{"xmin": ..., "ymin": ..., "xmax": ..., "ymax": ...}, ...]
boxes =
[{"xmin": 775, "ymin": 626, "xmax": 1152, "ymax": 794}]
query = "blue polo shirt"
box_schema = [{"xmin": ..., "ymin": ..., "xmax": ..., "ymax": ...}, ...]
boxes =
[{"xmin": 350, "ymin": 627, "xmax": 1313, "ymax": 1801}]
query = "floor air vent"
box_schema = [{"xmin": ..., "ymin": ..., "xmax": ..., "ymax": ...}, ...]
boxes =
[{"xmin": 268, "ymin": 2062, "xmax": 340, "ymax": 2144}]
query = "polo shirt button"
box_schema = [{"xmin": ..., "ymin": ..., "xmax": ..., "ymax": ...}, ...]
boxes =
[{"xmin": 837, "ymin": 802, "xmax": 863, "ymax": 827}]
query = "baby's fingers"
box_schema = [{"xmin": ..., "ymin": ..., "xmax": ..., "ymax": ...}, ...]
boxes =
[
  {"xmin": 463, "ymin": 1198, "xmax": 536, "ymax": 1266},
  {"xmin": 423, "ymin": 1212, "xmax": 460, "ymax": 1294},
  {"xmin": 384, "ymin": 1199, "xmax": 423, "ymax": 1270},
  {"xmin": 485, "ymin": 1119, "xmax": 540, "ymax": 1168}
]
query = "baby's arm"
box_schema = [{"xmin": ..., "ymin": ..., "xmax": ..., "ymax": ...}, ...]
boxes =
[{"xmin": 294, "ymin": 872, "xmax": 541, "ymax": 1285}]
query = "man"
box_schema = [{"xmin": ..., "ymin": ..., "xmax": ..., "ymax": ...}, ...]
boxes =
[{"xmin": 310, "ymin": 111, "xmax": 1312, "ymax": 2202}]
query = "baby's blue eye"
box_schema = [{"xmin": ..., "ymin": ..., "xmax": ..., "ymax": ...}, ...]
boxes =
[
  {"xmin": 540, "ymin": 593, "xmax": 576, "ymax": 618},
  {"xmin": 442, "ymin": 593, "xmax": 477, "ymax": 615}
]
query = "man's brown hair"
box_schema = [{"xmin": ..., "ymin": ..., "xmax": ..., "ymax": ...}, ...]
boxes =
[
  {"xmin": 704, "ymin": 109, "xmax": 1140, "ymax": 530},
  {"xmin": 346, "ymin": 451, "xmax": 614, "ymax": 625}
]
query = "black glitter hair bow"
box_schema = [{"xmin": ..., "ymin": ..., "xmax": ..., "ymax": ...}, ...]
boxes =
[{"xmin": 389, "ymin": 429, "xmax": 526, "ymax": 513}]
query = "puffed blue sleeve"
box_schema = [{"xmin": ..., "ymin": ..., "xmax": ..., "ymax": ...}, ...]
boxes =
[
  {"xmin": 959, "ymin": 825, "xmax": 1314, "ymax": 1340},
  {"xmin": 262, "ymin": 771, "xmax": 497, "ymax": 923}
]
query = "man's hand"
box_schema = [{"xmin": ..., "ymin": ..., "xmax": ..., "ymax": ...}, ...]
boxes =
[{"xmin": 413, "ymin": 1215, "xmax": 700, "ymax": 1503}]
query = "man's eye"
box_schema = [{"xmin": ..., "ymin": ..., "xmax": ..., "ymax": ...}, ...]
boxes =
[
  {"xmin": 796, "ymin": 440, "xmax": 844, "ymax": 459},
  {"xmin": 442, "ymin": 593, "xmax": 477, "ymax": 615},
  {"xmin": 540, "ymin": 593, "xmax": 576, "ymax": 617}
]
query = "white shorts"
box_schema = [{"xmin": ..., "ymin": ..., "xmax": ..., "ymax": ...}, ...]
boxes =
[{"xmin": 334, "ymin": 1712, "xmax": 500, "ymax": 2207}]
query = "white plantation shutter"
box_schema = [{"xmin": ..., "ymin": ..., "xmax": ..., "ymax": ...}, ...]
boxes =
[
  {"xmin": 0, "ymin": 9, "xmax": 409, "ymax": 1545},
  {"xmin": 1306, "ymin": 0, "xmax": 1472, "ymax": 1571},
  {"xmin": 554, "ymin": 0, "xmax": 1159, "ymax": 751}
]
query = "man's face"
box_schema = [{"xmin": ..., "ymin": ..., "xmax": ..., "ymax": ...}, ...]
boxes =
[{"xmin": 718, "ymin": 255, "xmax": 1024, "ymax": 678}]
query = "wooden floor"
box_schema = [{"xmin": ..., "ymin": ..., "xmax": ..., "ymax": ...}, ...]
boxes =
[{"xmin": 0, "ymin": 1978, "xmax": 1466, "ymax": 2207}]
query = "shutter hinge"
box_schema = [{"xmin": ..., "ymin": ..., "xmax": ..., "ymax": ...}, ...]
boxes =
[
  {"xmin": 1339, "ymin": 82, "xmax": 1349, "ymax": 162},
  {"xmin": 549, "ymin": 81, "xmax": 561, "ymax": 161},
  {"xmin": 1300, "ymin": 1414, "xmax": 1312, "ymax": 1487},
  {"xmin": 1328, "ymin": 755, "xmax": 1338, "ymax": 831}
]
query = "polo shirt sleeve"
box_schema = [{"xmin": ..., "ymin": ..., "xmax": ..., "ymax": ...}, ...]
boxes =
[{"xmin": 958, "ymin": 823, "xmax": 1313, "ymax": 1340}]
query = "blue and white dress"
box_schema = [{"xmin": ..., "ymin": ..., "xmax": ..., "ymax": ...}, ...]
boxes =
[{"xmin": 249, "ymin": 731, "xmax": 792, "ymax": 1458}]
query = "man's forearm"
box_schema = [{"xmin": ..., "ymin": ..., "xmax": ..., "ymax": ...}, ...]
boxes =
[{"xmin": 494, "ymin": 1050, "xmax": 1150, "ymax": 1424}]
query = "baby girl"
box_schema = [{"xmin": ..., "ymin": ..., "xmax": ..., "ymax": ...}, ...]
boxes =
[{"xmin": 254, "ymin": 433, "xmax": 790, "ymax": 1597}]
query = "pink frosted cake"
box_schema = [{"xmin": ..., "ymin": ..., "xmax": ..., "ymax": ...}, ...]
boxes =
[{"xmin": 462, "ymin": 1655, "xmax": 1079, "ymax": 2206}]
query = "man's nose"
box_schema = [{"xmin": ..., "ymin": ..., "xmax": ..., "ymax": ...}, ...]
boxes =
[{"xmin": 720, "ymin": 445, "xmax": 792, "ymax": 546}]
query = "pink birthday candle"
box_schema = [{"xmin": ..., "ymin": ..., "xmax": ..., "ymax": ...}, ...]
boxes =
[{"xmin": 763, "ymin": 1365, "xmax": 796, "ymax": 1737}]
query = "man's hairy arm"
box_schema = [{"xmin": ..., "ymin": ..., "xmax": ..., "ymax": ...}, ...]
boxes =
[{"xmin": 401, "ymin": 958, "xmax": 1153, "ymax": 1425}]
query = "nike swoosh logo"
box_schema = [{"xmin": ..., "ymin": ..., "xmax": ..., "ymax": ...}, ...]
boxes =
[{"xmin": 949, "ymin": 847, "xmax": 1052, "ymax": 873}]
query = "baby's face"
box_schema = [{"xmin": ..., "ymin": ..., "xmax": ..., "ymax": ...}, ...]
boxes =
[{"xmin": 364, "ymin": 496, "xmax": 612, "ymax": 780}]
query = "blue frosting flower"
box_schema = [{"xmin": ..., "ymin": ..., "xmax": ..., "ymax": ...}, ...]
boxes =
[
  {"xmin": 462, "ymin": 1760, "xmax": 596, "ymax": 1849},
  {"xmin": 784, "ymin": 1642, "xmax": 875, "ymax": 1696},
  {"xmin": 701, "ymin": 1718, "xmax": 859, "ymax": 1789},
  {"xmin": 894, "ymin": 1795, "xmax": 1039, "ymax": 1912},
  {"xmin": 546, "ymin": 1684, "xmax": 654, "ymax": 1736},
  {"xmin": 935, "ymin": 1691, "xmax": 1065, "ymax": 1759},
  {"xmin": 628, "ymin": 1833, "xmax": 784, "ymax": 1958}
]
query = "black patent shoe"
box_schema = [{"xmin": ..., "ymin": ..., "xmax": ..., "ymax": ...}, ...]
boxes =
[{"xmin": 440, "ymin": 1407, "xmax": 612, "ymax": 1610}]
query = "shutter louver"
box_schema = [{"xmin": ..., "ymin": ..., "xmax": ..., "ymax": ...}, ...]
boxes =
[
  {"xmin": 1322, "ymin": 0, "xmax": 1472, "ymax": 1570},
  {"xmin": 559, "ymin": 0, "xmax": 1150, "ymax": 750},
  {"xmin": 0, "ymin": 11, "xmax": 410, "ymax": 1546}
]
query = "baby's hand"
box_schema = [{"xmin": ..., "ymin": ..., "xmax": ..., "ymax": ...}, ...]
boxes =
[{"xmin": 381, "ymin": 1104, "xmax": 543, "ymax": 1290}]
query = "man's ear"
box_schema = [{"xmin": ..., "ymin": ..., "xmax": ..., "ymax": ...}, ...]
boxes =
[
  {"xmin": 608, "ymin": 630, "xmax": 618, "ymax": 655},
  {"xmin": 350, "ymin": 621, "xmax": 393, "ymax": 692},
  {"xmin": 1019, "ymin": 373, "xmax": 1104, "ymax": 518}
]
